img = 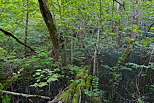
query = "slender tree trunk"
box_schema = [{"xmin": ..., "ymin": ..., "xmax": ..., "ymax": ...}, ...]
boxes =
[
  {"xmin": 71, "ymin": 33, "xmax": 74, "ymax": 65},
  {"xmin": 93, "ymin": 24, "xmax": 100, "ymax": 75},
  {"xmin": 38, "ymin": 0, "xmax": 60, "ymax": 60},
  {"xmin": 132, "ymin": 0, "xmax": 138, "ymax": 39},
  {"xmin": 93, "ymin": 0, "xmax": 102, "ymax": 75},
  {"xmin": 62, "ymin": 37, "xmax": 67, "ymax": 65},
  {"xmin": 117, "ymin": 0, "xmax": 122, "ymax": 47},
  {"xmin": 111, "ymin": 0, "xmax": 115, "ymax": 32},
  {"xmin": 58, "ymin": 0, "xmax": 67, "ymax": 66},
  {"xmin": 116, "ymin": 0, "xmax": 138, "ymax": 65},
  {"xmin": 24, "ymin": 0, "xmax": 29, "ymax": 56},
  {"xmin": 78, "ymin": 21, "xmax": 85, "ymax": 48}
]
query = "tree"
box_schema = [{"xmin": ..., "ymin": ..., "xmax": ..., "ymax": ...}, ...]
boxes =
[
  {"xmin": 38, "ymin": 0, "xmax": 60, "ymax": 60},
  {"xmin": 117, "ymin": 0, "xmax": 139, "ymax": 65}
]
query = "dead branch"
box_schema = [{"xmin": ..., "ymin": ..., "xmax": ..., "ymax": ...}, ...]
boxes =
[{"xmin": 2, "ymin": 90, "xmax": 50, "ymax": 100}]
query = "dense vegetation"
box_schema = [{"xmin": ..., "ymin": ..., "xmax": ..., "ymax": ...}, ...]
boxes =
[{"xmin": 0, "ymin": 0, "xmax": 154, "ymax": 103}]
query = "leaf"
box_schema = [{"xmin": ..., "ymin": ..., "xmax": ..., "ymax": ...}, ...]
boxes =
[
  {"xmin": 38, "ymin": 82, "xmax": 48, "ymax": 87},
  {"xmin": 36, "ymin": 69, "xmax": 42, "ymax": 72},
  {"xmin": 137, "ymin": 30, "xmax": 144, "ymax": 33},
  {"xmin": 138, "ymin": 98, "xmax": 144, "ymax": 103},
  {"xmin": 0, "ymin": 47, "xmax": 8, "ymax": 53},
  {"xmin": 30, "ymin": 83, "xmax": 38, "ymax": 87},
  {"xmin": 111, "ymin": 33, "xmax": 116, "ymax": 36},
  {"xmin": 124, "ymin": 37, "xmax": 129, "ymax": 41},
  {"xmin": 151, "ymin": 27, "xmax": 154, "ymax": 29},
  {"xmin": 132, "ymin": 25, "xmax": 139, "ymax": 29},
  {"xmin": 141, "ymin": 40, "xmax": 150, "ymax": 45},
  {"xmin": 149, "ymin": 38, "xmax": 154, "ymax": 42},
  {"xmin": 47, "ymin": 77, "xmax": 58, "ymax": 83}
]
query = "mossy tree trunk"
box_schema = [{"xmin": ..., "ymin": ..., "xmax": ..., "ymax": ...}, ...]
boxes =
[
  {"xmin": 38, "ymin": 0, "xmax": 60, "ymax": 60},
  {"xmin": 48, "ymin": 66, "xmax": 101, "ymax": 103}
]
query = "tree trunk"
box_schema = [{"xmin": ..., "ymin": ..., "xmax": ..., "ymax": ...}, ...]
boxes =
[
  {"xmin": 24, "ymin": 0, "xmax": 29, "ymax": 56},
  {"xmin": 38, "ymin": 0, "xmax": 60, "ymax": 60},
  {"xmin": 117, "ymin": 0, "xmax": 122, "ymax": 47},
  {"xmin": 116, "ymin": 0, "xmax": 138, "ymax": 65},
  {"xmin": 71, "ymin": 33, "xmax": 74, "ymax": 65}
]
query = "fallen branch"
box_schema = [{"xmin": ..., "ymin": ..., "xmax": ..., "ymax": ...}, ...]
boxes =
[
  {"xmin": 0, "ymin": 28, "xmax": 36, "ymax": 53},
  {"xmin": 2, "ymin": 90, "xmax": 50, "ymax": 100}
]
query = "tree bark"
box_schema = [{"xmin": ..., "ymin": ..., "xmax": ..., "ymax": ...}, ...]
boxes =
[{"xmin": 38, "ymin": 0, "xmax": 60, "ymax": 60}]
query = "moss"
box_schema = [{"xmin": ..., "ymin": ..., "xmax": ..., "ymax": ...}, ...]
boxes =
[
  {"xmin": 57, "ymin": 82, "xmax": 78, "ymax": 102},
  {"xmin": 76, "ymin": 66, "xmax": 90, "ymax": 79},
  {"xmin": 116, "ymin": 43, "xmax": 134, "ymax": 65},
  {"xmin": 69, "ymin": 82, "xmax": 78, "ymax": 90},
  {"xmin": 92, "ymin": 97, "xmax": 102, "ymax": 103},
  {"xmin": 85, "ymin": 75, "xmax": 92, "ymax": 89},
  {"xmin": 72, "ymin": 87, "xmax": 80, "ymax": 103},
  {"xmin": 57, "ymin": 90, "xmax": 71, "ymax": 102},
  {"xmin": 55, "ymin": 66, "xmax": 96, "ymax": 103}
]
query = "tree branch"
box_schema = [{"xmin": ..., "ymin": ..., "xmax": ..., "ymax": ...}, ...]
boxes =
[
  {"xmin": 2, "ymin": 90, "xmax": 50, "ymax": 100},
  {"xmin": 0, "ymin": 28, "xmax": 36, "ymax": 53},
  {"xmin": 148, "ymin": 23, "xmax": 154, "ymax": 32},
  {"xmin": 114, "ymin": 0, "xmax": 126, "ymax": 11}
]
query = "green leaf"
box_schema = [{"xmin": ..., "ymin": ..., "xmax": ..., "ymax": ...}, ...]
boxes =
[
  {"xmin": 149, "ymin": 38, "xmax": 154, "ymax": 42},
  {"xmin": 38, "ymin": 82, "xmax": 48, "ymax": 87},
  {"xmin": 132, "ymin": 25, "xmax": 139, "ymax": 29},
  {"xmin": 36, "ymin": 69, "xmax": 42, "ymax": 72},
  {"xmin": 124, "ymin": 37, "xmax": 129, "ymax": 41},
  {"xmin": 151, "ymin": 27, "xmax": 154, "ymax": 29},
  {"xmin": 138, "ymin": 98, "xmax": 144, "ymax": 103},
  {"xmin": 141, "ymin": 40, "xmax": 150, "ymax": 45},
  {"xmin": 0, "ymin": 47, "xmax": 8, "ymax": 53},
  {"xmin": 47, "ymin": 77, "xmax": 58, "ymax": 83}
]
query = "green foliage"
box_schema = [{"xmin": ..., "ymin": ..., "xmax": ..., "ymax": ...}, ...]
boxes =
[
  {"xmin": 0, "ymin": 47, "xmax": 8, "ymax": 53},
  {"xmin": 0, "ymin": 0, "xmax": 154, "ymax": 102},
  {"xmin": 31, "ymin": 68, "xmax": 64, "ymax": 88},
  {"xmin": 1, "ymin": 95, "xmax": 11, "ymax": 103},
  {"xmin": 127, "ymin": 62, "xmax": 154, "ymax": 70},
  {"xmin": 138, "ymin": 98, "xmax": 144, "ymax": 103},
  {"xmin": 0, "ymin": 83, "xmax": 4, "ymax": 94},
  {"xmin": 83, "ymin": 76, "xmax": 104, "ymax": 97},
  {"xmin": 67, "ymin": 65, "xmax": 81, "ymax": 75}
]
